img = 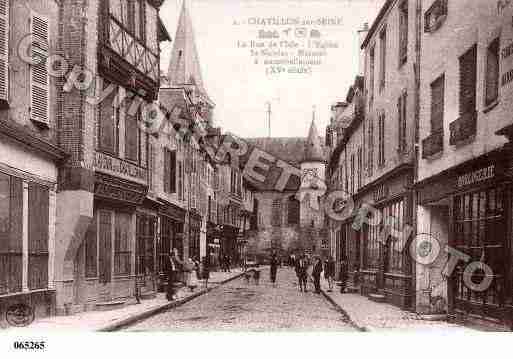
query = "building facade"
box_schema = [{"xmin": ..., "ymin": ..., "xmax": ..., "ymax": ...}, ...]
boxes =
[
  {"xmin": 416, "ymin": 0, "xmax": 513, "ymax": 327},
  {"xmin": 0, "ymin": 0, "xmax": 68, "ymax": 324}
]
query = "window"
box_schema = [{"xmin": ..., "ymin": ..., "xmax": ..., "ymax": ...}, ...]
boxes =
[
  {"xmin": 99, "ymin": 83, "xmax": 119, "ymax": 154},
  {"xmin": 459, "ymin": 44, "xmax": 477, "ymax": 116},
  {"xmin": 350, "ymin": 153, "xmax": 355, "ymax": 194},
  {"xmin": 397, "ymin": 91, "xmax": 407, "ymax": 152},
  {"xmin": 287, "ymin": 196, "xmax": 300, "ymax": 225},
  {"xmin": 114, "ymin": 212, "xmax": 131, "ymax": 276},
  {"xmin": 367, "ymin": 119, "xmax": 374, "ymax": 176},
  {"xmin": 85, "ymin": 213, "xmax": 97, "ymax": 278},
  {"xmin": 357, "ymin": 148, "xmax": 362, "ymax": 189},
  {"xmin": 369, "ymin": 46, "xmax": 375, "ymax": 106},
  {"xmin": 136, "ymin": 214, "xmax": 155, "ymax": 276},
  {"xmin": 379, "ymin": 27, "xmax": 387, "ymax": 90},
  {"xmin": 0, "ymin": 175, "xmax": 22, "ymax": 294},
  {"xmin": 431, "ymin": 75, "xmax": 444, "ymax": 132},
  {"xmin": 385, "ymin": 199, "xmax": 405, "ymax": 273},
  {"xmin": 125, "ymin": 109, "xmax": 140, "ymax": 162},
  {"xmin": 163, "ymin": 148, "xmax": 176, "ymax": 194},
  {"xmin": 424, "ymin": 0, "xmax": 448, "ymax": 33},
  {"xmin": 28, "ymin": 183, "xmax": 49, "ymax": 290},
  {"xmin": 377, "ymin": 112, "xmax": 385, "ymax": 166},
  {"xmin": 398, "ymin": 0, "xmax": 408, "ymax": 66},
  {"xmin": 485, "ymin": 38, "xmax": 500, "ymax": 107},
  {"xmin": 133, "ymin": 0, "xmax": 145, "ymax": 40},
  {"xmin": 271, "ymin": 199, "xmax": 281, "ymax": 227},
  {"xmin": 30, "ymin": 13, "xmax": 50, "ymax": 125},
  {"xmin": 364, "ymin": 208, "xmax": 381, "ymax": 270},
  {"xmin": 177, "ymin": 161, "xmax": 183, "ymax": 200},
  {"xmin": 98, "ymin": 210, "xmax": 112, "ymax": 284},
  {"xmin": 0, "ymin": 0, "xmax": 9, "ymax": 102}
]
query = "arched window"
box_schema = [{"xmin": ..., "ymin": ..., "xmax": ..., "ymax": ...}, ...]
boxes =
[{"xmin": 287, "ymin": 195, "xmax": 300, "ymax": 225}]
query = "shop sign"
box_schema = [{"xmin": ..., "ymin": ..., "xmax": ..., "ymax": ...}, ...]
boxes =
[
  {"xmin": 373, "ymin": 184, "xmax": 389, "ymax": 202},
  {"xmin": 94, "ymin": 151, "xmax": 147, "ymax": 185},
  {"xmin": 457, "ymin": 165, "xmax": 495, "ymax": 188}
]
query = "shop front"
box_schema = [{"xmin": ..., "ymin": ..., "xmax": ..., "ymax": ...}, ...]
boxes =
[
  {"xmin": 222, "ymin": 225, "xmax": 238, "ymax": 265},
  {"xmin": 189, "ymin": 212, "xmax": 202, "ymax": 262},
  {"xmin": 206, "ymin": 222, "xmax": 220, "ymax": 270},
  {"xmin": 358, "ymin": 165, "xmax": 414, "ymax": 309},
  {"xmin": 417, "ymin": 149, "xmax": 513, "ymax": 324},
  {"xmin": 157, "ymin": 199, "xmax": 186, "ymax": 292}
]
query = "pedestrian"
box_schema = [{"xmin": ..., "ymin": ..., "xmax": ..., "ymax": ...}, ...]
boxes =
[
  {"xmin": 324, "ymin": 256, "xmax": 335, "ymax": 292},
  {"xmin": 295, "ymin": 255, "xmax": 308, "ymax": 292},
  {"xmin": 226, "ymin": 255, "xmax": 231, "ymax": 273},
  {"xmin": 253, "ymin": 264, "xmax": 260, "ymax": 285},
  {"xmin": 270, "ymin": 252, "xmax": 278, "ymax": 287},
  {"xmin": 184, "ymin": 257, "xmax": 196, "ymax": 291},
  {"xmin": 201, "ymin": 256, "xmax": 210, "ymax": 289},
  {"xmin": 339, "ymin": 256, "xmax": 348, "ymax": 294},
  {"xmin": 312, "ymin": 256, "xmax": 323, "ymax": 294},
  {"xmin": 166, "ymin": 248, "xmax": 183, "ymax": 301}
]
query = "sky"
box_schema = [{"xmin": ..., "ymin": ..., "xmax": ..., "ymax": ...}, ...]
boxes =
[{"xmin": 159, "ymin": 0, "xmax": 385, "ymax": 139}]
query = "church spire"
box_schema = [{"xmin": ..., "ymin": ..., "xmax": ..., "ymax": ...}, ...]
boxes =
[
  {"xmin": 302, "ymin": 116, "xmax": 325, "ymax": 163},
  {"xmin": 167, "ymin": 0, "xmax": 207, "ymax": 96}
]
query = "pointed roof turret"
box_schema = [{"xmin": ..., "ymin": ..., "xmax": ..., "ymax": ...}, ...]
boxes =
[
  {"xmin": 167, "ymin": 1, "xmax": 208, "ymax": 98},
  {"xmin": 302, "ymin": 117, "xmax": 325, "ymax": 163}
]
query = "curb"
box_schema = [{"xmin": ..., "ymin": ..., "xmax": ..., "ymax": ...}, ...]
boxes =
[{"xmin": 98, "ymin": 270, "xmax": 251, "ymax": 332}]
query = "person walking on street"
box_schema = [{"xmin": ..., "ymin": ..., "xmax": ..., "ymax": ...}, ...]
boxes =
[
  {"xmin": 166, "ymin": 248, "xmax": 183, "ymax": 301},
  {"xmin": 312, "ymin": 256, "xmax": 323, "ymax": 294},
  {"xmin": 200, "ymin": 256, "xmax": 210, "ymax": 289},
  {"xmin": 295, "ymin": 255, "xmax": 308, "ymax": 292},
  {"xmin": 339, "ymin": 256, "xmax": 348, "ymax": 293},
  {"xmin": 324, "ymin": 256, "xmax": 336, "ymax": 292},
  {"xmin": 270, "ymin": 252, "xmax": 279, "ymax": 287}
]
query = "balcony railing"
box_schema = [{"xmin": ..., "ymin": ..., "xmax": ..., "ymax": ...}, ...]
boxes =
[
  {"xmin": 421, "ymin": 130, "xmax": 443, "ymax": 159},
  {"xmin": 449, "ymin": 110, "xmax": 477, "ymax": 145}
]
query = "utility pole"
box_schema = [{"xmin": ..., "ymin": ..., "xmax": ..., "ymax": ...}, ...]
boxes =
[{"xmin": 266, "ymin": 101, "xmax": 271, "ymax": 138}]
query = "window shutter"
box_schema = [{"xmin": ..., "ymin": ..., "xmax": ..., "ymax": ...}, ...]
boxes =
[
  {"xmin": 9, "ymin": 177, "xmax": 22, "ymax": 293},
  {"xmin": 397, "ymin": 96, "xmax": 402, "ymax": 151},
  {"xmin": 28, "ymin": 183, "xmax": 49, "ymax": 290},
  {"xmin": 125, "ymin": 111, "xmax": 139, "ymax": 162},
  {"xmin": 431, "ymin": 75, "xmax": 444, "ymax": 132},
  {"xmin": 0, "ymin": 0, "xmax": 9, "ymax": 102},
  {"xmin": 30, "ymin": 13, "xmax": 50, "ymax": 125},
  {"xmin": 402, "ymin": 92, "xmax": 407, "ymax": 150},
  {"xmin": 485, "ymin": 39, "xmax": 500, "ymax": 106},
  {"xmin": 163, "ymin": 148, "xmax": 170, "ymax": 193},
  {"xmin": 170, "ymin": 149, "xmax": 176, "ymax": 192},
  {"xmin": 459, "ymin": 45, "xmax": 477, "ymax": 116}
]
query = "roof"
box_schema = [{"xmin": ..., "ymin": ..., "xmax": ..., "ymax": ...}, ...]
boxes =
[
  {"xmin": 243, "ymin": 137, "xmax": 308, "ymax": 166},
  {"xmin": 167, "ymin": 1, "xmax": 211, "ymax": 103},
  {"xmin": 361, "ymin": 0, "xmax": 394, "ymax": 49}
]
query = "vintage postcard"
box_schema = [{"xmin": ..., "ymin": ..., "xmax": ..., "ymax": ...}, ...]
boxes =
[{"xmin": 0, "ymin": 0, "xmax": 512, "ymax": 355}]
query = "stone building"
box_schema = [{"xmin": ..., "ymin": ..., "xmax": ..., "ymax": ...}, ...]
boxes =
[
  {"xmin": 53, "ymin": 0, "xmax": 170, "ymax": 314},
  {"xmin": 0, "ymin": 0, "xmax": 67, "ymax": 324},
  {"xmin": 243, "ymin": 118, "xmax": 328, "ymax": 260},
  {"xmin": 415, "ymin": 0, "xmax": 513, "ymax": 327}
]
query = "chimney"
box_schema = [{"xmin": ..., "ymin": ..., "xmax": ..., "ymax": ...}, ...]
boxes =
[{"xmin": 357, "ymin": 22, "xmax": 369, "ymax": 76}]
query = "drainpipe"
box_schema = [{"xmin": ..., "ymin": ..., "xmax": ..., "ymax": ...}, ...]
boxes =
[{"xmin": 411, "ymin": 0, "xmax": 423, "ymax": 313}]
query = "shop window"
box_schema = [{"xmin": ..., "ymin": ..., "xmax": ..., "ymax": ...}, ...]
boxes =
[
  {"xmin": 114, "ymin": 212, "xmax": 131, "ymax": 276},
  {"xmin": 364, "ymin": 208, "xmax": 381, "ymax": 270},
  {"xmin": 98, "ymin": 210, "xmax": 112, "ymax": 284},
  {"xmin": 385, "ymin": 199, "xmax": 405, "ymax": 274},
  {"xmin": 136, "ymin": 214, "xmax": 155, "ymax": 275},
  {"xmin": 0, "ymin": 175, "xmax": 22, "ymax": 294},
  {"xmin": 85, "ymin": 213, "xmax": 98, "ymax": 278},
  {"xmin": 485, "ymin": 38, "xmax": 500, "ymax": 107},
  {"xmin": 28, "ymin": 183, "xmax": 49, "ymax": 290},
  {"xmin": 453, "ymin": 187, "xmax": 507, "ymax": 307}
]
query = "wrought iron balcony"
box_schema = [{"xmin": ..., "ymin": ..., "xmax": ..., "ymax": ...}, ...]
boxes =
[
  {"xmin": 421, "ymin": 130, "xmax": 443, "ymax": 159},
  {"xmin": 449, "ymin": 110, "xmax": 477, "ymax": 145}
]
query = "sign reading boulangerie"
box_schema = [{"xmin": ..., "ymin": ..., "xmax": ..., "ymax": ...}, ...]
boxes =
[{"xmin": 457, "ymin": 165, "xmax": 495, "ymax": 188}]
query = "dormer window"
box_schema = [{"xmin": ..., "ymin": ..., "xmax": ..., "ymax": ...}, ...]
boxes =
[{"xmin": 424, "ymin": 0, "xmax": 448, "ymax": 33}]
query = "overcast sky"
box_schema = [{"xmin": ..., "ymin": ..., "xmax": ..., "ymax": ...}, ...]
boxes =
[{"xmin": 159, "ymin": 0, "xmax": 385, "ymax": 138}]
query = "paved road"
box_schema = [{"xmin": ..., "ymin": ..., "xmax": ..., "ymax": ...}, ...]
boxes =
[{"xmin": 124, "ymin": 268, "xmax": 355, "ymax": 331}]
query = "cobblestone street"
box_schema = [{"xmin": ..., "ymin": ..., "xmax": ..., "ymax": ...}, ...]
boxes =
[{"xmin": 124, "ymin": 268, "xmax": 355, "ymax": 331}]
